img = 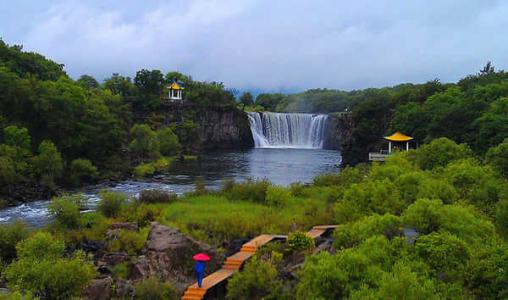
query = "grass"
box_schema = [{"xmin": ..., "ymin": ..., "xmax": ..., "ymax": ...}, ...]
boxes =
[{"xmin": 157, "ymin": 193, "xmax": 333, "ymax": 246}]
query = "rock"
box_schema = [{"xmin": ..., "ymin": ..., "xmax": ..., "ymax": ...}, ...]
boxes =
[
  {"xmin": 98, "ymin": 252, "xmax": 129, "ymax": 267},
  {"xmin": 114, "ymin": 279, "xmax": 134, "ymax": 299},
  {"xmin": 84, "ymin": 277, "xmax": 113, "ymax": 300},
  {"xmin": 131, "ymin": 222, "xmax": 224, "ymax": 293},
  {"xmin": 109, "ymin": 222, "xmax": 139, "ymax": 231}
]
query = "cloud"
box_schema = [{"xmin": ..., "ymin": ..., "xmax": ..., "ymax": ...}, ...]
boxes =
[{"xmin": 3, "ymin": 0, "xmax": 508, "ymax": 91}]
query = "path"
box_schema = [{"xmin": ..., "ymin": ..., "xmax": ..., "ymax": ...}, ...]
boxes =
[{"xmin": 181, "ymin": 225, "xmax": 338, "ymax": 300}]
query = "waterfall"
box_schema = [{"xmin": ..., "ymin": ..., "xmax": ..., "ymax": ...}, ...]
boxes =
[{"xmin": 247, "ymin": 112, "xmax": 328, "ymax": 149}]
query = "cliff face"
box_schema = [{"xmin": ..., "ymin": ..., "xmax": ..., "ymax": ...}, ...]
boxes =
[
  {"xmin": 193, "ymin": 106, "xmax": 254, "ymax": 150},
  {"xmin": 323, "ymin": 113, "xmax": 358, "ymax": 165},
  {"xmin": 157, "ymin": 104, "xmax": 253, "ymax": 151}
]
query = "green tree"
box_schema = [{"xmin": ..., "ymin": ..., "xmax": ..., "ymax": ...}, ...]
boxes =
[
  {"xmin": 129, "ymin": 124, "xmax": 160, "ymax": 160},
  {"xmin": 76, "ymin": 74, "xmax": 99, "ymax": 90},
  {"xmin": 69, "ymin": 158, "xmax": 98, "ymax": 186},
  {"xmin": 239, "ymin": 92, "xmax": 254, "ymax": 109},
  {"xmin": 414, "ymin": 137, "xmax": 473, "ymax": 170},
  {"xmin": 5, "ymin": 232, "xmax": 96, "ymax": 300},
  {"xmin": 0, "ymin": 221, "xmax": 29, "ymax": 263},
  {"xmin": 227, "ymin": 257, "xmax": 283, "ymax": 300},
  {"xmin": 48, "ymin": 194, "xmax": 86, "ymax": 228},
  {"xmin": 157, "ymin": 127, "xmax": 181, "ymax": 156},
  {"xmin": 485, "ymin": 138, "xmax": 508, "ymax": 178},
  {"xmin": 32, "ymin": 140, "xmax": 63, "ymax": 187},
  {"xmin": 97, "ymin": 190, "xmax": 127, "ymax": 218},
  {"xmin": 104, "ymin": 73, "xmax": 134, "ymax": 97}
]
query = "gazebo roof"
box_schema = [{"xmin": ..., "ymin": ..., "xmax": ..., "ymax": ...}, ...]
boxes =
[
  {"xmin": 384, "ymin": 131, "xmax": 413, "ymax": 142},
  {"xmin": 167, "ymin": 82, "xmax": 183, "ymax": 90}
]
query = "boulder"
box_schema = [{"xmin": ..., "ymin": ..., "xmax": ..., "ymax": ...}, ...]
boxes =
[
  {"xmin": 131, "ymin": 222, "xmax": 224, "ymax": 293},
  {"xmin": 84, "ymin": 276, "xmax": 113, "ymax": 300}
]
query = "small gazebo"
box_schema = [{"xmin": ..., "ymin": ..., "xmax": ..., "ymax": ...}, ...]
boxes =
[
  {"xmin": 369, "ymin": 131, "xmax": 414, "ymax": 161},
  {"xmin": 384, "ymin": 131, "xmax": 414, "ymax": 153},
  {"xmin": 167, "ymin": 81, "xmax": 184, "ymax": 101}
]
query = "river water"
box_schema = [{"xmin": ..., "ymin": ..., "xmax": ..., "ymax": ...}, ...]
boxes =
[{"xmin": 0, "ymin": 148, "xmax": 341, "ymax": 227}]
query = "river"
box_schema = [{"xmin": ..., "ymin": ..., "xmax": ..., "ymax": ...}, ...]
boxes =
[{"xmin": 0, "ymin": 148, "xmax": 341, "ymax": 227}]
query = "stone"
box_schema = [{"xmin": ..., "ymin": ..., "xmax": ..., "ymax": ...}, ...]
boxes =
[
  {"xmin": 109, "ymin": 222, "xmax": 139, "ymax": 231},
  {"xmin": 131, "ymin": 222, "xmax": 224, "ymax": 293},
  {"xmin": 114, "ymin": 279, "xmax": 134, "ymax": 299},
  {"xmin": 84, "ymin": 277, "xmax": 113, "ymax": 300},
  {"xmin": 97, "ymin": 252, "xmax": 129, "ymax": 268}
]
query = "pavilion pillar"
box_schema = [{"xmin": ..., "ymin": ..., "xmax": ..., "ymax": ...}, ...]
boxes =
[
  {"xmin": 406, "ymin": 142, "xmax": 409, "ymax": 151},
  {"xmin": 388, "ymin": 141, "xmax": 392, "ymax": 153}
]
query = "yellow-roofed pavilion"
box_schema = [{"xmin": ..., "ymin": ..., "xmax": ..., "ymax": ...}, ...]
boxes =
[{"xmin": 384, "ymin": 131, "xmax": 413, "ymax": 153}]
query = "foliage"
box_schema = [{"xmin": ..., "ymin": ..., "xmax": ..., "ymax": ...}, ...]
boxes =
[
  {"xmin": 97, "ymin": 190, "xmax": 127, "ymax": 218},
  {"xmin": 226, "ymin": 257, "xmax": 284, "ymax": 300},
  {"xmin": 0, "ymin": 221, "xmax": 29, "ymax": 263},
  {"xmin": 69, "ymin": 158, "xmax": 98, "ymax": 186},
  {"xmin": 129, "ymin": 124, "xmax": 160, "ymax": 160},
  {"xmin": 107, "ymin": 228, "xmax": 148, "ymax": 255},
  {"xmin": 4, "ymin": 232, "xmax": 96, "ymax": 300},
  {"xmin": 157, "ymin": 127, "xmax": 181, "ymax": 156},
  {"xmin": 133, "ymin": 277, "xmax": 178, "ymax": 300},
  {"xmin": 266, "ymin": 185, "xmax": 292, "ymax": 207},
  {"xmin": 138, "ymin": 189, "xmax": 178, "ymax": 204},
  {"xmin": 223, "ymin": 179, "xmax": 271, "ymax": 204},
  {"xmin": 48, "ymin": 194, "xmax": 86, "ymax": 228},
  {"xmin": 287, "ymin": 231, "xmax": 314, "ymax": 253},
  {"xmin": 32, "ymin": 140, "xmax": 64, "ymax": 187},
  {"xmin": 486, "ymin": 138, "xmax": 508, "ymax": 178},
  {"xmin": 239, "ymin": 91, "xmax": 254, "ymax": 108},
  {"xmin": 413, "ymin": 137, "xmax": 473, "ymax": 170}
]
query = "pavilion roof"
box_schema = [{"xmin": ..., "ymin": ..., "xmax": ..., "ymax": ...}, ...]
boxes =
[{"xmin": 384, "ymin": 131, "xmax": 413, "ymax": 142}]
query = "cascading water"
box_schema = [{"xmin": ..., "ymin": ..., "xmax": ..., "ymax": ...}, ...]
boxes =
[{"xmin": 247, "ymin": 112, "xmax": 328, "ymax": 149}]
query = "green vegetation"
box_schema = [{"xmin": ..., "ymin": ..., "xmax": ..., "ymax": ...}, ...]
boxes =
[
  {"xmin": 133, "ymin": 277, "xmax": 178, "ymax": 300},
  {"xmin": 0, "ymin": 40, "xmax": 235, "ymax": 202}
]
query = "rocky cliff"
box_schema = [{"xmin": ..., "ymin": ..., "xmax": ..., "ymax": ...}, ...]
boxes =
[
  {"xmin": 323, "ymin": 113, "xmax": 357, "ymax": 165},
  {"xmin": 156, "ymin": 103, "xmax": 254, "ymax": 152}
]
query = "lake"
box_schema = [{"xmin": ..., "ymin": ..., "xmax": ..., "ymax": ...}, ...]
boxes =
[{"xmin": 0, "ymin": 148, "xmax": 341, "ymax": 226}]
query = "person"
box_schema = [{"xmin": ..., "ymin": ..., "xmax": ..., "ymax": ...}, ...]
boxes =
[{"xmin": 194, "ymin": 260, "xmax": 206, "ymax": 288}]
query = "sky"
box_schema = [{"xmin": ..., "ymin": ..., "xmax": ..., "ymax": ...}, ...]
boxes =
[{"xmin": 1, "ymin": 0, "xmax": 508, "ymax": 92}]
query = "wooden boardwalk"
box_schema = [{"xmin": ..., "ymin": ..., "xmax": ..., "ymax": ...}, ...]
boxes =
[{"xmin": 180, "ymin": 226, "xmax": 337, "ymax": 300}]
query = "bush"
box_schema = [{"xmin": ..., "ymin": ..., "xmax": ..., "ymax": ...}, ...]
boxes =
[
  {"xmin": 287, "ymin": 231, "xmax": 314, "ymax": 253},
  {"xmin": 129, "ymin": 124, "xmax": 160, "ymax": 160},
  {"xmin": 107, "ymin": 228, "xmax": 148, "ymax": 255},
  {"xmin": 496, "ymin": 199, "xmax": 508, "ymax": 235},
  {"xmin": 266, "ymin": 185, "xmax": 292, "ymax": 207},
  {"xmin": 333, "ymin": 214, "xmax": 402, "ymax": 249},
  {"xmin": 226, "ymin": 257, "xmax": 283, "ymax": 300},
  {"xmin": 32, "ymin": 140, "xmax": 64, "ymax": 188},
  {"xmin": 5, "ymin": 232, "xmax": 96, "ymax": 300},
  {"xmin": 486, "ymin": 138, "xmax": 508, "ymax": 178},
  {"xmin": 194, "ymin": 178, "xmax": 207, "ymax": 195},
  {"xmin": 48, "ymin": 194, "xmax": 86, "ymax": 228},
  {"xmin": 133, "ymin": 162, "xmax": 156, "ymax": 177},
  {"xmin": 225, "ymin": 179, "xmax": 271, "ymax": 203},
  {"xmin": 414, "ymin": 137, "xmax": 473, "ymax": 170},
  {"xmin": 97, "ymin": 190, "xmax": 127, "ymax": 218},
  {"xmin": 139, "ymin": 189, "xmax": 177, "ymax": 204},
  {"xmin": 134, "ymin": 277, "xmax": 178, "ymax": 300},
  {"xmin": 0, "ymin": 221, "xmax": 29, "ymax": 263},
  {"xmin": 69, "ymin": 158, "xmax": 98, "ymax": 186},
  {"xmin": 415, "ymin": 231, "xmax": 469, "ymax": 280},
  {"xmin": 289, "ymin": 182, "xmax": 305, "ymax": 196},
  {"xmin": 157, "ymin": 127, "xmax": 181, "ymax": 156}
]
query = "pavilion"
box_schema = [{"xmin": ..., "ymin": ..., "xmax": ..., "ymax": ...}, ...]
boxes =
[{"xmin": 368, "ymin": 131, "xmax": 414, "ymax": 161}]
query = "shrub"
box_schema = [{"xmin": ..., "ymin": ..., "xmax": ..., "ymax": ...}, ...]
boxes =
[
  {"xmin": 414, "ymin": 137, "xmax": 473, "ymax": 170},
  {"xmin": 69, "ymin": 158, "xmax": 98, "ymax": 186},
  {"xmin": 48, "ymin": 194, "xmax": 86, "ymax": 228},
  {"xmin": 226, "ymin": 257, "xmax": 283, "ymax": 300},
  {"xmin": 157, "ymin": 127, "xmax": 181, "ymax": 156},
  {"xmin": 129, "ymin": 124, "xmax": 160, "ymax": 159},
  {"xmin": 289, "ymin": 182, "xmax": 305, "ymax": 196},
  {"xmin": 266, "ymin": 185, "xmax": 292, "ymax": 207},
  {"xmin": 5, "ymin": 232, "xmax": 96, "ymax": 300},
  {"xmin": 194, "ymin": 178, "xmax": 207, "ymax": 195},
  {"xmin": 313, "ymin": 166, "xmax": 367, "ymax": 187},
  {"xmin": 287, "ymin": 231, "xmax": 314, "ymax": 253},
  {"xmin": 486, "ymin": 138, "xmax": 508, "ymax": 178},
  {"xmin": 333, "ymin": 214, "xmax": 402, "ymax": 249},
  {"xmin": 32, "ymin": 140, "xmax": 64, "ymax": 188},
  {"xmin": 414, "ymin": 231, "xmax": 469, "ymax": 280},
  {"xmin": 134, "ymin": 162, "xmax": 156, "ymax": 177},
  {"xmin": 133, "ymin": 277, "xmax": 178, "ymax": 300},
  {"xmin": 97, "ymin": 190, "xmax": 127, "ymax": 218},
  {"xmin": 225, "ymin": 179, "xmax": 271, "ymax": 203},
  {"xmin": 107, "ymin": 228, "xmax": 148, "ymax": 255},
  {"xmin": 0, "ymin": 198, "xmax": 8, "ymax": 209},
  {"xmin": 496, "ymin": 199, "xmax": 508, "ymax": 235},
  {"xmin": 0, "ymin": 221, "xmax": 29, "ymax": 263},
  {"xmin": 139, "ymin": 189, "xmax": 177, "ymax": 204},
  {"xmin": 221, "ymin": 178, "xmax": 236, "ymax": 193}
]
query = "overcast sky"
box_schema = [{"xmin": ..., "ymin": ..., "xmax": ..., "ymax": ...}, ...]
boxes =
[{"xmin": 1, "ymin": 0, "xmax": 507, "ymax": 92}]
